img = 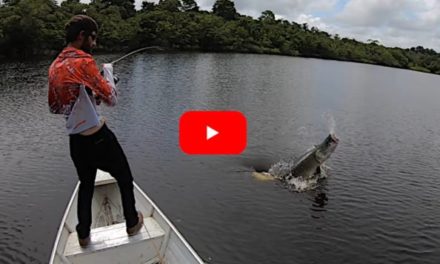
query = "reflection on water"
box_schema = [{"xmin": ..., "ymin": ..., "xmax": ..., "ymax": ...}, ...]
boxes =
[
  {"xmin": 310, "ymin": 186, "xmax": 329, "ymax": 219},
  {"xmin": 1, "ymin": 53, "xmax": 440, "ymax": 263}
]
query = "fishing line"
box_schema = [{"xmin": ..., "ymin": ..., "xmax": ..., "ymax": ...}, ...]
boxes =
[{"xmin": 110, "ymin": 46, "xmax": 164, "ymax": 65}]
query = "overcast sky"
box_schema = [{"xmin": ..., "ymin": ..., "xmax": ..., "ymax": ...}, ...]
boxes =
[{"xmin": 127, "ymin": 0, "xmax": 439, "ymax": 50}]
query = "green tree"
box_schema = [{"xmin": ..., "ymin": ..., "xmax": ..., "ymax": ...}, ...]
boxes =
[
  {"xmin": 259, "ymin": 10, "xmax": 275, "ymax": 23},
  {"xmin": 157, "ymin": 0, "xmax": 181, "ymax": 12},
  {"xmin": 197, "ymin": 13, "xmax": 227, "ymax": 50},
  {"xmin": 1, "ymin": 0, "xmax": 64, "ymax": 57},
  {"xmin": 60, "ymin": 0, "xmax": 88, "ymax": 15},
  {"xmin": 100, "ymin": 0, "xmax": 135, "ymax": 18},
  {"xmin": 212, "ymin": 0, "xmax": 236, "ymax": 20},
  {"xmin": 141, "ymin": 1, "xmax": 155, "ymax": 12},
  {"xmin": 1, "ymin": 0, "xmax": 440, "ymax": 76},
  {"xmin": 1, "ymin": 0, "xmax": 19, "ymax": 6},
  {"xmin": 93, "ymin": 5, "xmax": 136, "ymax": 50},
  {"xmin": 181, "ymin": 0, "xmax": 198, "ymax": 12}
]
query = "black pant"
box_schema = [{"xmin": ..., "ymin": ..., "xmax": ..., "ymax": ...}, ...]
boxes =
[{"xmin": 69, "ymin": 124, "xmax": 138, "ymax": 239}]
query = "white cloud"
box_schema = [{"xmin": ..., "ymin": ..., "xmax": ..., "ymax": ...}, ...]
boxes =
[
  {"xmin": 296, "ymin": 14, "xmax": 329, "ymax": 31},
  {"xmin": 335, "ymin": 0, "xmax": 410, "ymax": 27},
  {"xmin": 322, "ymin": 0, "xmax": 440, "ymax": 48},
  {"xmin": 135, "ymin": 0, "xmax": 339, "ymax": 17},
  {"xmin": 417, "ymin": 0, "xmax": 440, "ymax": 26},
  {"xmin": 232, "ymin": 0, "xmax": 338, "ymax": 17}
]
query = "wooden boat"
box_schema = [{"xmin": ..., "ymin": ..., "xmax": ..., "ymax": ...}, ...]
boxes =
[{"xmin": 49, "ymin": 170, "xmax": 204, "ymax": 264}]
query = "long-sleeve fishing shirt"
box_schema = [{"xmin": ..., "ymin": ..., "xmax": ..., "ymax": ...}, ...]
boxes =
[{"xmin": 48, "ymin": 47, "xmax": 117, "ymax": 134}]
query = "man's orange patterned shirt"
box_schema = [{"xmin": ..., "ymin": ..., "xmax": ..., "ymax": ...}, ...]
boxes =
[{"xmin": 48, "ymin": 47, "xmax": 115, "ymax": 115}]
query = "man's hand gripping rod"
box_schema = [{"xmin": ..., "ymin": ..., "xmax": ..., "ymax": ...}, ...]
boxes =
[{"xmin": 98, "ymin": 46, "xmax": 163, "ymax": 104}]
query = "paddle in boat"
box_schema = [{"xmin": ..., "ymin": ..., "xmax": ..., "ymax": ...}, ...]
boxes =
[{"xmin": 49, "ymin": 169, "xmax": 204, "ymax": 264}]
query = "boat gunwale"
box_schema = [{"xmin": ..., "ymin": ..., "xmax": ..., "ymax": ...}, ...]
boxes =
[
  {"xmin": 133, "ymin": 182, "xmax": 205, "ymax": 264},
  {"xmin": 49, "ymin": 180, "xmax": 204, "ymax": 264},
  {"xmin": 49, "ymin": 182, "xmax": 80, "ymax": 264}
]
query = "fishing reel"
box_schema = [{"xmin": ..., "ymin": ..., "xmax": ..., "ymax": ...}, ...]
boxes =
[
  {"xmin": 93, "ymin": 66, "xmax": 120, "ymax": 105},
  {"xmin": 113, "ymin": 75, "xmax": 120, "ymax": 84},
  {"xmin": 99, "ymin": 70, "xmax": 119, "ymax": 84}
]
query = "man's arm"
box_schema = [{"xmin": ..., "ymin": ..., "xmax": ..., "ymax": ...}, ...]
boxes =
[{"xmin": 82, "ymin": 59, "xmax": 117, "ymax": 106}]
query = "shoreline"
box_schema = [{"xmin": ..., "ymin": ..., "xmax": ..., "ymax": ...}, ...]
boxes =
[{"xmin": 0, "ymin": 48, "xmax": 436, "ymax": 76}]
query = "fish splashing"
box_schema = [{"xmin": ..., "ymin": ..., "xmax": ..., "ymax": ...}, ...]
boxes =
[{"xmin": 268, "ymin": 159, "xmax": 329, "ymax": 192}]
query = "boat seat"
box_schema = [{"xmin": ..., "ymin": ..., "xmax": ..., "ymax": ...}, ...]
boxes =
[{"xmin": 64, "ymin": 217, "xmax": 165, "ymax": 264}]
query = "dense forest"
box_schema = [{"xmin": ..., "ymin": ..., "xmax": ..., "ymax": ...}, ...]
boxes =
[{"xmin": 1, "ymin": 0, "xmax": 440, "ymax": 74}]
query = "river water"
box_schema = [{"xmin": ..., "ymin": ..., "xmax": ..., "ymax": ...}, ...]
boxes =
[{"xmin": 1, "ymin": 53, "xmax": 440, "ymax": 263}]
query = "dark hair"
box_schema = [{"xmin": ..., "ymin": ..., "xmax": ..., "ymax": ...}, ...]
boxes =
[{"xmin": 65, "ymin": 15, "xmax": 98, "ymax": 43}]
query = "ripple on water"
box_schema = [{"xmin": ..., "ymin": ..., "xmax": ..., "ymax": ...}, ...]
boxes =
[{"xmin": 2, "ymin": 54, "xmax": 440, "ymax": 264}]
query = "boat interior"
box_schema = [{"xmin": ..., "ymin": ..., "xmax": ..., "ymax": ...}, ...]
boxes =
[{"xmin": 55, "ymin": 171, "xmax": 167, "ymax": 264}]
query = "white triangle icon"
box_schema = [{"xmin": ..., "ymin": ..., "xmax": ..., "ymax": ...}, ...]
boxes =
[{"xmin": 206, "ymin": 126, "xmax": 219, "ymax": 140}]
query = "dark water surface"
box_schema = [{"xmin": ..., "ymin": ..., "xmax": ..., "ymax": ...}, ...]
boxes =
[{"xmin": 1, "ymin": 53, "xmax": 440, "ymax": 264}]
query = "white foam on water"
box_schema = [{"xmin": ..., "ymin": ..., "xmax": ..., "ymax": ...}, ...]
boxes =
[
  {"xmin": 268, "ymin": 159, "xmax": 294, "ymax": 179},
  {"xmin": 286, "ymin": 177, "xmax": 319, "ymax": 192},
  {"xmin": 268, "ymin": 159, "xmax": 329, "ymax": 192}
]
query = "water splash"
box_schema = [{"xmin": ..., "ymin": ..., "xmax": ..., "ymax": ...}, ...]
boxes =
[
  {"xmin": 268, "ymin": 159, "xmax": 294, "ymax": 179},
  {"xmin": 323, "ymin": 112, "xmax": 336, "ymax": 134},
  {"xmin": 267, "ymin": 159, "xmax": 329, "ymax": 192},
  {"xmin": 286, "ymin": 177, "xmax": 319, "ymax": 192}
]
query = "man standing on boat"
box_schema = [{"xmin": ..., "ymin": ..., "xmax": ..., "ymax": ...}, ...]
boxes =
[{"xmin": 48, "ymin": 15, "xmax": 143, "ymax": 247}]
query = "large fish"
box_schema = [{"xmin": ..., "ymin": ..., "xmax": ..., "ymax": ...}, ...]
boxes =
[
  {"xmin": 252, "ymin": 134, "xmax": 339, "ymax": 182},
  {"xmin": 288, "ymin": 133, "xmax": 339, "ymax": 180}
]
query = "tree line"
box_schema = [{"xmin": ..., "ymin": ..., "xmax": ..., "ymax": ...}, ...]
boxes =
[{"xmin": 1, "ymin": 0, "xmax": 440, "ymax": 74}]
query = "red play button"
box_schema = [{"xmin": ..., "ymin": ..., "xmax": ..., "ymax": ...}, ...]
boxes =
[{"xmin": 179, "ymin": 111, "xmax": 247, "ymax": 155}]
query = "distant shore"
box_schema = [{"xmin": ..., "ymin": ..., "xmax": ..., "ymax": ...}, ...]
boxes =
[
  {"xmin": 1, "ymin": 0, "xmax": 439, "ymax": 75},
  {"xmin": 0, "ymin": 48, "xmax": 436, "ymax": 77}
]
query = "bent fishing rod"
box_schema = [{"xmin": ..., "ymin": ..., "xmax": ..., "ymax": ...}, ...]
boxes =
[{"xmin": 109, "ymin": 46, "xmax": 164, "ymax": 65}]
